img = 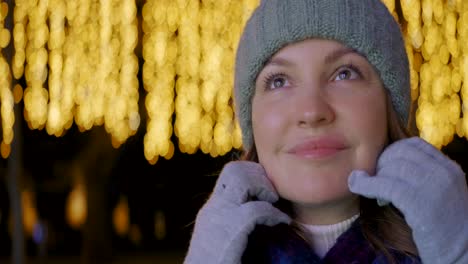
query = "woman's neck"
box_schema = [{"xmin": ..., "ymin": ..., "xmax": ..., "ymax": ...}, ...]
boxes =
[
  {"xmin": 299, "ymin": 214, "xmax": 360, "ymax": 258},
  {"xmin": 292, "ymin": 195, "xmax": 359, "ymax": 225}
]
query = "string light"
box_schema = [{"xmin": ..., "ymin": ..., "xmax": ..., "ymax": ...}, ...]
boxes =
[
  {"xmin": 175, "ymin": 0, "xmax": 201, "ymax": 155},
  {"xmin": 22, "ymin": 0, "xmax": 49, "ymax": 130},
  {"xmin": 22, "ymin": 190, "xmax": 38, "ymax": 237},
  {"xmin": 0, "ymin": 0, "xmax": 14, "ymax": 156},
  {"xmin": 113, "ymin": 195, "xmax": 129, "ymax": 237},
  {"xmin": 1, "ymin": 0, "xmax": 467, "ymax": 162},
  {"xmin": 141, "ymin": 0, "xmax": 257, "ymax": 162},
  {"xmin": 7, "ymin": 0, "xmax": 140, "ymax": 144},
  {"xmin": 46, "ymin": 0, "xmax": 66, "ymax": 136},
  {"xmin": 66, "ymin": 183, "xmax": 87, "ymax": 230},
  {"xmin": 102, "ymin": 0, "xmax": 140, "ymax": 147},
  {"xmin": 386, "ymin": 0, "xmax": 467, "ymax": 148},
  {"xmin": 3, "ymin": 0, "xmax": 255, "ymax": 162},
  {"xmin": 142, "ymin": 0, "xmax": 178, "ymax": 162}
]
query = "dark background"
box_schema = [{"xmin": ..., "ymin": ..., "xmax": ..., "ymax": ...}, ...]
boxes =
[{"xmin": 0, "ymin": 112, "xmax": 240, "ymax": 262}]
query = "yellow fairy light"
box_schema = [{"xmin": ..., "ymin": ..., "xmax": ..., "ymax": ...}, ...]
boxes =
[
  {"xmin": 73, "ymin": 0, "xmax": 101, "ymax": 131},
  {"xmin": 8, "ymin": 0, "xmax": 468, "ymax": 162},
  {"xmin": 46, "ymin": 0, "xmax": 66, "ymax": 136},
  {"xmin": 8, "ymin": 0, "xmax": 263, "ymax": 163},
  {"xmin": 20, "ymin": 0, "xmax": 49, "ymax": 130},
  {"xmin": 148, "ymin": 155, "xmax": 158, "ymax": 165},
  {"xmin": 400, "ymin": 0, "xmax": 424, "ymax": 48},
  {"xmin": 174, "ymin": 0, "xmax": 201, "ymax": 155},
  {"xmin": 0, "ymin": 58, "xmax": 14, "ymax": 145},
  {"xmin": 463, "ymin": 55, "xmax": 468, "ymax": 114},
  {"xmin": 13, "ymin": 83, "xmax": 22, "ymax": 103},
  {"xmin": 0, "ymin": 0, "xmax": 15, "ymax": 149},
  {"xmin": 444, "ymin": 12, "xmax": 458, "ymax": 57},
  {"xmin": 455, "ymin": 117, "xmax": 465, "ymax": 137},
  {"xmin": 143, "ymin": 0, "xmax": 178, "ymax": 162},
  {"xmin": 194, "ymin": 1, "xmax": 254, "ymax": 157},
  {"xmin": 200, "ymin": 2, "xmax": 219, "ymax": 154},
  {"xmin": 0, "ymin": 28, "xmax": 9, "ymax": 48},
  {"xmin": 0, "ymin": 141, "xmax": 10, "ymax": 158},
  {"xmin": 451, "ymin": 68, "xmax": 462, "ymax": 93},
  {"xmin": 0, "ymin": 1, "xmax": 7, "ymax": 19},
  {"xmin": 200, "ymin": 114, "xmax": 214, "ymax": 154},
  {"xmin": 113, "ymin": 196, "xmax": 129, "ymax": 237},
  {"xmin": 12, "ymin": 13, "xmax": 26, "ymax": 79},
  {"xmin": 101, "ymin": 0, "xmax": 140, "ymax": 145},
  {"xmin": 6, "ymin": 0, "xmax": 139, "ymax": 143},
  {"xmin": 398, "ymin": 0, "xmax": 468, "ymax": 148},
  {"xmin": 422, "ymin": 0, "xmax": 433, "ymax": 26},
  {"xmin": 433, "ymin": 0, "xmax": 445, "ymax": 25},
  {"xmin": 422, "ymin": 23, "xmax": 442, "ymax": 60},
  {"xmin": 111, "ymin": 136, "xmax": 122, "ymax": 149},
  {"xmin": 175, "ymin": 78, "xmax": 201, "ymax": 153},
  {"xmin": 22, "ymin": 190, "xmax": 38, "ymax": 237},
  {"xmin": 66, "ymin": 183, "xmax": 87, "ymax": 230},
  {"xmin": 163, "ymin": 141, "xmax": 175, "ymax": 160}
]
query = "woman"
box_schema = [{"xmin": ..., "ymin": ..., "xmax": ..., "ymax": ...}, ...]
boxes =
[{"xmin": 184, "ymin": 0, "xmax": 468, "ymax": 263}]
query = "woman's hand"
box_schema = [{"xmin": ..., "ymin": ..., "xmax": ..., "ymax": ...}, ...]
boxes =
[
  {"xmin": 184, "ymin": 161, "xmax": 291, "ymax": 264},
  {"xmin": 348, "ymin": 137, "xmax": 468, "ymax": 264}
]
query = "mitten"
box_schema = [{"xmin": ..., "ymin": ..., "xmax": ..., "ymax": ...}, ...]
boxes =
[
  {"xmin": 184, "ymin": 161, "xmax": 291, "ymax": 264},
  {"xmin": 348, "ymin": 137, "xmax": 468, "ymax": 264}
]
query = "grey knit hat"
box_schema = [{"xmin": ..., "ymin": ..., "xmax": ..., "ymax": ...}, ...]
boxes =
[{"xmin": 234, "ymin": 0, "xmax": 410, "ymax": 149}]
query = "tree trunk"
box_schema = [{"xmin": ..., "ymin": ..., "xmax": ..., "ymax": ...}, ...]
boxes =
[
  {"xmin": 78, "ymin": 127, "xmax": 118, "ymax": 264},
  {"xmin": 4, "ymin": 0, "xmax": 26, "ymax": 263}
]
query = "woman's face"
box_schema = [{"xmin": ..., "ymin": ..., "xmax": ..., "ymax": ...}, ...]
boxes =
[{"xmin": 252, "ymin": 39, "xmax": 388, "ymax": 222}]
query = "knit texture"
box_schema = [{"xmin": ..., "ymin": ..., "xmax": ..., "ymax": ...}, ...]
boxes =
[
  {"xmin": 234, "ymin": 0, "xmax": 410, "ymax": 149},
  {"xmin": 300, "ymin": 214, "xmax": 359, "ymax": 258}
]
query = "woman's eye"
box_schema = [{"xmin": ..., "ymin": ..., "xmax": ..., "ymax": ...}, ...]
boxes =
[
  {"xmin": 265, "ymin": 75, "xmax": 289, "ymax": 90},
  {"xmin": 334, "ymin": 66, "xmax": 361, "ymax": 81}
]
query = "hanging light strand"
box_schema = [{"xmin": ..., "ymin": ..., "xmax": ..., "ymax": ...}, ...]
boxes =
[
  {"xmin": 175, "ymin": 0, "xmax": 201, "ymax": 155},
  {"xmin": 22, "ymin": 0, "xmax": 49, "ymax": 130},
  {"xmin": 396, "ymin": 0, "xmax": 467, "ymax": 148},
  {"xmin": 142, "ymin": 0, "xmax": 177, "ymax": 164},
  {"xmin": 0, "ymin": 0, "xmax": 14, "ymax": 158},
  {"xmin": 4, "ymin": 1, "xmax": 467, "ymax": 162},
  {"xmin": 46, "ymin": 0, "xmax": 66, "ymax": 136}
]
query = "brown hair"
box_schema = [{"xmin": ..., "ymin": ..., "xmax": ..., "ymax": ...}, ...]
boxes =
[
  {"xmin": 359, "ymin": 93, "xmax": 418, "ymax": 262},
  {"xmin": 240, "ymin": 94, "xmax": 419, "ymax": 262}
]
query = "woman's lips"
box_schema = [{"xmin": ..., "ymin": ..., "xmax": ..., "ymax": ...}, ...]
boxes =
[{"xmin": 287, "ymin": 137, "xmax": 348, "ymax": 159}]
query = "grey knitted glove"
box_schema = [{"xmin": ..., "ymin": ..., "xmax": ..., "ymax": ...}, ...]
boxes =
[
  {"xmin": 184, "ymin": 161, "xmax": 291, "ymax": 264},
  {"xmin": 348, "ymin": 137, "xmax": 468, "ymax": 264}
]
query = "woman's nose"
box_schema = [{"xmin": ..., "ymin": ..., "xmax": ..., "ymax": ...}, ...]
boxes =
[{"xmin": 293, "ymin": 87, "xmax": 335, "ymax": 128}]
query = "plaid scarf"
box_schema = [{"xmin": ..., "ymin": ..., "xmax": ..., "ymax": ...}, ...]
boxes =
[{"xmin": 242, "ymin": 220, "xmax": 421, "ymax": 264}]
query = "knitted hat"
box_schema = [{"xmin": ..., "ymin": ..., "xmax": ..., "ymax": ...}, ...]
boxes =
[{"xmin": 234, "ymin": 0, "xmax": 410, "ymax": 150}]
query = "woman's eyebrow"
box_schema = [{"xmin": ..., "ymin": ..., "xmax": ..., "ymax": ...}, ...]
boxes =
[
  {"xmin": 324, "ymin": 47, "xmax": 358, "ymax": 65},
  {"xmin": 264, "ymin": 57, "xmax": 295, "ymax": 68}
]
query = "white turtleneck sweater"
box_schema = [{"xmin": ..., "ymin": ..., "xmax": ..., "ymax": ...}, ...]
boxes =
[{"xmin": 299, "ymin": 214, "xmax": 360, "ymax": 258}]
